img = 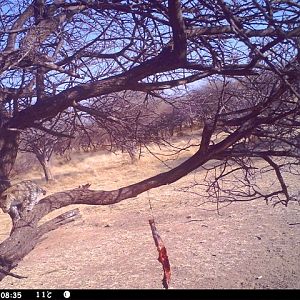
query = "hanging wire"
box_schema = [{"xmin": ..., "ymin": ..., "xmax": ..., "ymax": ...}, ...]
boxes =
[{"xmin": 147, "ymin": 190, "xmax": 155, "ymax": 221}]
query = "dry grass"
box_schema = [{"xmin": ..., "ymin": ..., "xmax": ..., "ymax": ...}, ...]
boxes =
[{"xmin": 0, "ymin": 135, "xmax": 300, "ymax": 289}]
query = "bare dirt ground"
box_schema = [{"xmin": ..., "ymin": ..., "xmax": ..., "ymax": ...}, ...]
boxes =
[{"xmin": 0, "ymin": 138, "xmax": 300, "ymax": 289}]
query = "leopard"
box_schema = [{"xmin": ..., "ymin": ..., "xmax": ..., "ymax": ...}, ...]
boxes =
[{"xmin": 0, "ymin": 180, "xmax": 46, "ymax": 221}]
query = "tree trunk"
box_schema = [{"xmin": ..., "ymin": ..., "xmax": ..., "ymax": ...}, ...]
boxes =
[
  {"xmin": 0, "ymin": 129, "xmax": 20, "ymax": 193},
  {"xmin": 36, "ymin": 153, "xmax": 54, "ymax": 182},
  {"xmin": 41, "ymin": 160, "xmax": 54, "ymax": 182}
]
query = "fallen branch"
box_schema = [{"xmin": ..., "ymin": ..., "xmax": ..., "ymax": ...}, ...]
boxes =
[{"xmin": 0, "ymin": 268, "xmax": 27, "ymax": 279}]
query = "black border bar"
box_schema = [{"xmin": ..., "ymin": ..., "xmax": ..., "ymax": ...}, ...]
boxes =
[{"xmin": 0, "ymin": 289, "xmax": 298, "ymax": 300}]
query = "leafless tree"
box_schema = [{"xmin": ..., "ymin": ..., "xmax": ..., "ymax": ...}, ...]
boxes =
[
  {"xmin": 69, "ymin": 90, "xmax": 165, "ymax": 160},
  {"xmin": 0, "ymin": 0, "xmax": 299, "ymax": 280},
  {"xmin": 19, "ymin": 127, "xmax": 73, "ymax": 181},
  {"xmin": 179, "ymin": 77, "xmax": 300, "ymax": 207}
]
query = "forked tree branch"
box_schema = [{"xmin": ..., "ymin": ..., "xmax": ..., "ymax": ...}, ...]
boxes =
[{"xmin": 0, "ymin": 114, "xmax": 269, "ymax": 280}]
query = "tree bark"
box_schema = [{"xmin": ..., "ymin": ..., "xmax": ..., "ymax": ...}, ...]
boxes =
[{"xmin": 0, "ymin": 129, "xmax": 19, "ymax": 193}]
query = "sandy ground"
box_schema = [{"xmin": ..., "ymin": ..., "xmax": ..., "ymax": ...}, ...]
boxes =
[{"xmin": 0, "ymin": 140, "xmax": 299, "ymax": 289}]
